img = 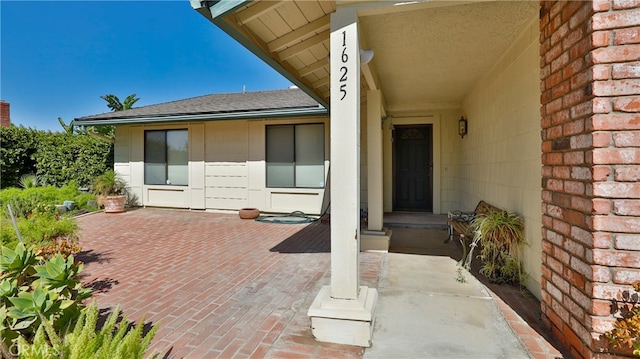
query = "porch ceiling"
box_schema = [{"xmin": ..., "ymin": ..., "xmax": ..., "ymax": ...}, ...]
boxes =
[{"xmin": 202, "ymin": 0, "xmax": 539, "ymax": 113}]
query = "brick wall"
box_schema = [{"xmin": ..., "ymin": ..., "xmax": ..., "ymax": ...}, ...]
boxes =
[
  {"xmin": 540, "ymin": 1, "xmax": 640, "ymax": 358},
  {"xmin": 0, "ymin": 101, "xmax": 9, "ymax": 128}
]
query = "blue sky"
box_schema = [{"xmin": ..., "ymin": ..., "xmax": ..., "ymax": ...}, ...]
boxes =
[{"xmin": 1, "ymin": 1, "xmax": 292, "ymax": 132}]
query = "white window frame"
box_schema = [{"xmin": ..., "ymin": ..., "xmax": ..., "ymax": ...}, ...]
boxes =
[{"xmin": 266, "ymin": 123, "xmax": 325, "ymax": 189}]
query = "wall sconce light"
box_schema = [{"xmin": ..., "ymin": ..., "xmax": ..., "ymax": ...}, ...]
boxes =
[
  {"xmin": 360, "ymin": 49, "xmax": 374, "ymax": 64},
  {"xmin": 458, "ymin": 116, "xmax": 468, "ymax": 138}
]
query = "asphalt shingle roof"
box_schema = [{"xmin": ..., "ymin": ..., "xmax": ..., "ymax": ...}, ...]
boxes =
[{"xmin": 74, "ymin": 88, "xmax": 324, "ymax": 123}]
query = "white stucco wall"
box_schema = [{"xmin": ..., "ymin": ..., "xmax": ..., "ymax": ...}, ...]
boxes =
[
  {"xmin": 356, "ymin": 13, "xmax": 542, "ymax": 298},
  {"xmin": 114, "ymin": 116, "xmax": 330, "ymax": 215},
  {"xmin": 459, "ymin": 18, "xmax": 542, "ymax": 298},
  {"xmin": 361, "ymin": 104, "xmax": 459, "ymax": 215}
]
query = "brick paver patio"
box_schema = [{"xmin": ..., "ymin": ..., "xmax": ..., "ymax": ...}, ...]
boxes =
[{"xmin": 76, "ymin": 208, "xmax": 383, "ymax": 359}]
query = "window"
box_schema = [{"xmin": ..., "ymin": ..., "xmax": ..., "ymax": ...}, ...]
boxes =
[
  {"xmin": 144, "ymin": 129, "xmax": 188, "ymax": 185},
  {"xmin": 266, "ymin": 123, "xmax": 324, "ymax": 188}
]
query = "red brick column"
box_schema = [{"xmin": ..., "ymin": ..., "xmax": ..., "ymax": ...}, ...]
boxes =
[
  {"xmin": 0, "ymin": 101, "xmax": 10, "ymax": 128},
  {"xmin": 540, "ymin": 1, "xmax": 640, "ymax": 358}
]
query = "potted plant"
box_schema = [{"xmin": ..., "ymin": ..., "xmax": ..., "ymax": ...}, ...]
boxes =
[
  {"xmin": 92, "ymin": 170, "xmax": 127, "ymax": 213},
  {"xmin": 459, "ymin": 209, "xmax": 527, "ymax": 286}
]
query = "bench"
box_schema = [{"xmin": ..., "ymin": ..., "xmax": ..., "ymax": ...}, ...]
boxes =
[{"xmin": 447, "ymin": 200, "xmax": 502, "ymax": 241}]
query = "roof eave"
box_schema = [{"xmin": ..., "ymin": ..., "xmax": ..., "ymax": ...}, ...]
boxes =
[
  {"xmin": 72, "ymin": 106, "xmax": 328, "ymax": 126},
  {"xmin": 195, "ymin": 0, "xmax": 330, "ymax": 109}
]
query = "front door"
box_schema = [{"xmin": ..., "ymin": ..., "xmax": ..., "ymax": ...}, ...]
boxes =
[{"xmin": 394, "ymin": 125, "xmax": 433, "ymax": 212}]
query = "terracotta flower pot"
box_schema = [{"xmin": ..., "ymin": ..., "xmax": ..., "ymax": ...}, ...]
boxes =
[
  {"xmin": 239, "ymin": 208, "xmax": 260, "ymax": 219},
  {"xmin": 102, "ymin": 195, "xmax": 126, "ymax": 213}
]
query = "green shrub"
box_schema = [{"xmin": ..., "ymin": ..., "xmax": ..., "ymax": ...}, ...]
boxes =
[
  {"xmin": 16, "ymin": 302, "xmax": 158, "ymax": 359},
  {"xmin": 35, "ymin": 133, "xmax": 113, "ymax": 188},
  {"xmin": 74, "ymin": 192, "xmax": 100, "ymax": 212},
  {"xmin": 0, "ymin": 184, "xmax": 98, "ymax": 249},
  {"xmin": 0, "ymin": 188, "xmax": 23, "ymax": 207},
  {"xmin": 1, "ymin": 126, "xmax": 113, "ymax": 189},
  {"xmin": 0, "ymin": 183, "xmax": 92, "ymax": 215},
  {"xmin": 0, "ymin": 127, "xmax": 42, "ymax": 189},
  {"xmin": 0, "ymin": 214, "xmax": 78, "ymax": 248},
  {"xmin": 2, "ymin": 195, "xmax": 42, "ymax": 219},
  {"xmin": 0, "ymin": 243, "xmax": 91, "ymax": 354}
]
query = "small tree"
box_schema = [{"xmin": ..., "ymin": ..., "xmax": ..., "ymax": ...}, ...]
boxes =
[
  {"xmin": 85, "ymin": 94, "xmax": 140, "ymax": 143},
  {"xmin": 57, "ymin": 117, "xmax": 76, "ymax": 135},
  {"xmin": 100, "ymin": 94, "xmax": 139, "ymax": 112}
]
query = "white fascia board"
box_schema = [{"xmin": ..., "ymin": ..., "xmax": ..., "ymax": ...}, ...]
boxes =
[{"xmin": 72, "ymin": 107, "xmax": 328, "ymax": 126}]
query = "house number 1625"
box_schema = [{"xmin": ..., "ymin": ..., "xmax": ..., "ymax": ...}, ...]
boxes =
[{"xmin": 339, "ymin": 30, "xmax": 348, "ymax": 101}]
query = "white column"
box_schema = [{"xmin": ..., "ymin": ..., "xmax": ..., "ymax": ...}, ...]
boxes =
[
  {"xmin": 361, "ymin": 89, "xmax": 391, "ymax": 252},
  {"xmin": 366, "ymin": 90, "xmax": 383, "ymax": 231},
  {"xmin": 328, "ymin": 8, "xmax": 360, "ymax": 300},
  {"xmin": 308, "ymin": 8, "xmax": 377, "ymax": 347}
]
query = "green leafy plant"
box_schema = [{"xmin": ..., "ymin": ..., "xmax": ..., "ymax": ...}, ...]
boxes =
[
  {"xmin": 33, "ymin": 254, "xmax": 90, "ymax": 299},
  {"xmin": 458, "ymin": 209, "xmax": 527, "ymax": 286},
  {"xmin": 0, "ymin": 243, "xmax": 39, "ymax": 283},
  {"xmin": 604, "ymin": 282, "xmax": 640, "ymax": 356},
  {"xmin": 0, "ymin": 183, "xmax": 96, "ymax": 248},
  {"xmin": 0, "ymin": 126, "xmax": 42, "ymax": 189},
  {"xmin": 3, "ymin": 195, "xmax": 42, "ymax": 219},
  {"xmin": 0, "ymin": 182, "xmax": 98, "ymax": 218},
  {"xmin": 1, "ymin": 126, "xmax": 113, "ymax": 189},
  {"xmin": 82, "ymin": 93, "xmax": 139, "ymax": 144},
  {"xmin": 101, "ymin": 93, "xmax": 140, "ymax": 112},
  {"xmin": 6, "ymin": 284, "xmax": 74, "ymax": 332},
  {"xmin": 0, "ymin": 243, "xmax": 91, "ymax": 353},
  {"xmin": 0, "ymin": 213, "xmax": 78, "ymax": 248},
  {"xmin": 17, "ymin": 302, "xmax": 158, "ymax": 359},
  {"xmin": 18, "ymin": 175, "xmax": 39, "ymax": 189},
  {"xmin": 35, "ymin": 133, "xmax": 114, "ymax": 188},
  {"xmin": 58, "ymin": 117, "xmax": 75, "ymax": 135},
  {"xmin": 92, "ymin": 170, "xmax": 126, "ymax": 197}
]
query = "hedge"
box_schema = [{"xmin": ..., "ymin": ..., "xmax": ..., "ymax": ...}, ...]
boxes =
[
  {"xmin": 0, "ymin": 126, "xmax": 114, "ymax": 189},
  {"xmin": 0, "ymin": 126, "xmax": 42, "ymax": 188}
]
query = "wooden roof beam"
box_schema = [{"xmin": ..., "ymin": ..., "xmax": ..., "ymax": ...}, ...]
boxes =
[
  {"xmin": 311, "ymin": 76, "xmax": 330, "ymax": 89},
  {"xmin": 236, "ymin": 1, "xmax": 283, "ymax": 25},
  {"xmin": 267, "ymin": 15, "xmax": 331, "ymax": 53},
  {"xmin": 277, "ymin": 29, "xmax": 329, "ymax": 61},
  {"xmin": 298, "ymin": 59, "xmax": 329, "ymax": 77}
]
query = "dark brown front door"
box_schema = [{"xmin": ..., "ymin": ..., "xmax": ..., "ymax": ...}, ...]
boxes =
[{"xmin": 394, "ymin": 125, "xmax": 433, "ymax": 212}]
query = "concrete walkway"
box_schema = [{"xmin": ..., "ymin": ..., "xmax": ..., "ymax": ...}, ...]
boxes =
[{"xmin": 365, "ymin": 253, "xmax": 529, "ymax": 358}]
